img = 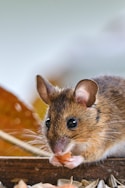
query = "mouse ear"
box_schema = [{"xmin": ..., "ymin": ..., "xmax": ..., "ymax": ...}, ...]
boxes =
[
  {"xmin": 74, "ymin": 79, "xmax": 98, "ymax": 107},
  {"xmin": 36, "ymin": 75, "xmax": 56, "ymax": 104}
]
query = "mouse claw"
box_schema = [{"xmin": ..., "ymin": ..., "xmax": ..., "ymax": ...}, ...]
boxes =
[
  {"xmin": 63, "ymin": 155, "xmax": 84, "ymax": 169},
  {"xmin": 49, "ymin": 155, "xmax": 63, "ymax": 167}
]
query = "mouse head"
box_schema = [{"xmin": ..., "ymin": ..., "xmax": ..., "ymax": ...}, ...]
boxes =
[{"xmin": 36, "ymin": 75, "xmax": 98, "ymax": 154}]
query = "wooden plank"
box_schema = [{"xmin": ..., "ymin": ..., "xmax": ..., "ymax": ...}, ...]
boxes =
[{"xmin": 0, "ymin": 157, "xmax": 125, "ymax": 187}]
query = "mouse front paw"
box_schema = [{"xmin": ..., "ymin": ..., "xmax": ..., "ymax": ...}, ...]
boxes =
[
  {"xmin": 63, "ymin": 155, "xmax": 84, "ymax": 169},
  {"xmin": 49, "ymin": 155, "xmax": 63, "ymax": 167}
]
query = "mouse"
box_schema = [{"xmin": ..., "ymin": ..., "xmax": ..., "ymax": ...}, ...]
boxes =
[{"xmin": 36, "ymin": 75, "xmax": 125, "ymax": 169}]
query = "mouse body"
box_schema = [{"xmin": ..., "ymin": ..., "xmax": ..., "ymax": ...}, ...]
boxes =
[{"xmin": 36, "ymin": 75, "xmax": 125, "ymax": 169}]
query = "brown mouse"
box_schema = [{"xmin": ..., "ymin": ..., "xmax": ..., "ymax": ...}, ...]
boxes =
[{"xmin": 36, "ymin": 75, "xmax": 125, "ymax": 169}]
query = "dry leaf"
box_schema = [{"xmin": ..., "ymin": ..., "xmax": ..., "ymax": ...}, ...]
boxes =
[{"xmin": 0, "ymin": 87, "xmax": 42, "ymax": 156}]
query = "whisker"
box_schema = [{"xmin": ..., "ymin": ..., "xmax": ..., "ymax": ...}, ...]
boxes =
[{"xmin": 106, "ymin": 120, "xmax": 125, "ymax": 125}]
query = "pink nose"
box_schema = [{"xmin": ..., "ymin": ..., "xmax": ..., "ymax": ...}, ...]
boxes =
[{"xmin": 53, "ymin": 137, "xmax": 68, "ymax": 154}]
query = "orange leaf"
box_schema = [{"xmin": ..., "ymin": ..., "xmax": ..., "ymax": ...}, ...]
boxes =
[{"xmin": 0, "ymin": 87, "xmax": 42, "ymax": 156}]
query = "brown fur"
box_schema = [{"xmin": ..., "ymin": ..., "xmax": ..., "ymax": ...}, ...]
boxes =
[{"xmin": 37, "ymin": 75, "xmax": 125, "ymax": 164}]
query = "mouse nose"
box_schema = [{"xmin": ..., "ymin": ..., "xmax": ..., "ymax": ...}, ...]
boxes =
[{"xmin": 52, "ymin": 136, "xmax": 69, "ymax": 154}]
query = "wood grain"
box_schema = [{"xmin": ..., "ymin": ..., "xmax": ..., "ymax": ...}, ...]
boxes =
[{"xmin": 0, "ymin": 157, "xmax": 125, "ymax": 187}]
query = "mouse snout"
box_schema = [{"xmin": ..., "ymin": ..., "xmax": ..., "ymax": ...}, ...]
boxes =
[{"xmin": 52, "ymin": 136, "xmax": 69, "ymax": 154}]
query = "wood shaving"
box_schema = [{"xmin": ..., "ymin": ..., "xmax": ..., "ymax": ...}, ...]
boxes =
[{"xmin": 1, "ymin": 175, "xmax": 125, "ymax": 188}]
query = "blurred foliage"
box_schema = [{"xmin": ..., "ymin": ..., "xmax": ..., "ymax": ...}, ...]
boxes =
[
  {"xmin": 0, "ymin": 87, "xmax": 41, "ymax": 156},
  {"xmin": 32, "ymin": 98, "xmax": 48, "ymax": 120}
]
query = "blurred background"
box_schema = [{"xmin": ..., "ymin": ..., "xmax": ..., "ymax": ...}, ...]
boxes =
[
  {"xmin": 1, "ymin": 0, "xmax": 125, "ymax": 105},
  {"xmin": 1, "ymin": 0, "xmax": 125, "ymax": 155}
]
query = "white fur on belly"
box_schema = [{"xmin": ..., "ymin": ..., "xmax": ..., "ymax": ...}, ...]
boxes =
[{"xmin": 103, "ymin": 141, "xmax": 125, "ymax": 159}]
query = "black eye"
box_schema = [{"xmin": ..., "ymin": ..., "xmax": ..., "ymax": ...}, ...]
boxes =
[
  {"xmin": 67, "ymin": 118, "xmax": 78, "ymax": 130},
  {"xmin": 45, "ymin": 118, "xmax": 51, "ymax": 129}
]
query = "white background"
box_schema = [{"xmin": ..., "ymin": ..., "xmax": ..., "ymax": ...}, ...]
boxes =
[{"xmin": 1, "ymin": 0, "xmax": 125, "ymax": 105}]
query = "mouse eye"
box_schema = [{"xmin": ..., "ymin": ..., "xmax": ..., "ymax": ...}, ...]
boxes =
[
  {"xmin": 67, "ymin": 118, "xmax": 78, "ymax": 130},
  {"xmin": 45, "ymin": 118, "xmax": 51, "ymax": 129}
]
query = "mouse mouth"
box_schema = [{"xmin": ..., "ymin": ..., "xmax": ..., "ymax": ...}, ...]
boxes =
[{"xmin": 50, "ymin": 136, "xmax": 71, "ymax": 154}]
